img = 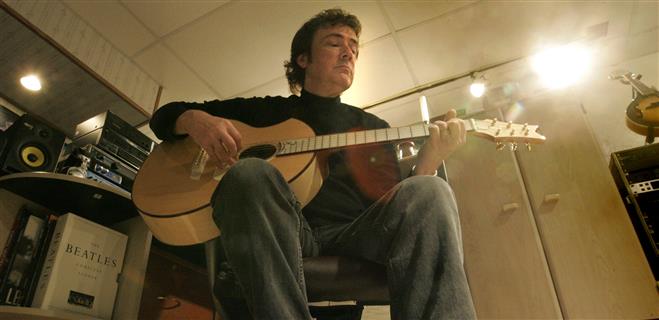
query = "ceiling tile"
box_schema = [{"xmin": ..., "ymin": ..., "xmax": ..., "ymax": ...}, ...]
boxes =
[
  {"xmin": 629, "ymin": 1, "xmax": 658, "ymax": 35},
  {"xmin": 133, "ymin": 44, "xmax": 217, "ymax": 106},
  {"xmin": 62, "ymin": 0, "xmax": 155, "ymax": 56},
  {"xmin": 165, "ymin": 2, "xmax": 389, "ymax": 98},
  {"xmin": 341, "ymin": 36, "xmax": 415, "ymax": 107},
  {"xmin": 121, "ymin": 0, "xmax": 228, "ymax": 37},
  {"xmin": 398, "ymin": 2, "xmax": 635, "ymax": 86},
  {"xmin": 382, "ymin": 0, "xmax": 476, "ymax": 31}
]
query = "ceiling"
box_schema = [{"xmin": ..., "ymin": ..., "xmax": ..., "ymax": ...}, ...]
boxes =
[{"xmin": 1, "ymin": 0, "xmax": 657, "ymax": 139}]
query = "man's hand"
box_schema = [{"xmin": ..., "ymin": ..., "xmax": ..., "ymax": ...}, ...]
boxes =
[
  {"xmin": 175, "ymin": 110, "xmax": 242, "ymax": 166},
  {"xmin": 413, "ymin": 109, "xmax": 466, "ymax": 175}
]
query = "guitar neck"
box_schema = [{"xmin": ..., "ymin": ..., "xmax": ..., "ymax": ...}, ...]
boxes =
[
  {"xmin": 625, "ymin": 76, "xmax": 657, "ymax": 96},
  {"xmin": 277, "ymin": 119, "xmax": 479, "ymax": 155}
]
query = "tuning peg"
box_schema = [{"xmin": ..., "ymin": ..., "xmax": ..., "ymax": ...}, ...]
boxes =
[
  {"xmin": 490, "ymin": 118, "xmax": 498, "ymax": 126},
  {"xmin": 526, "ymin": 143, "xmax": 532, "ymax": 151},
  {"xmin": 632, "ymin": 73, "xmax": 642, "ymax": 80},
  {"xmin": 506, "ymin": 121, "xmax": 512, "ymax": 129},
  {"xmin": 510, "ymin": 143, "xmax": 518, "ymax": 151},
  {"xmin": 496, "ymin": 142, "xmax": 505, "ymax": 151}
]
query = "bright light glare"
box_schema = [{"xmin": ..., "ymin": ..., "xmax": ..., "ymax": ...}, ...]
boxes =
[
  {"xmin": 532, "ymin": 44, "xmax": 591, "ymax": 89},
  {"xmin": 470, "ymin": 82, "xmax": 486, "ymax": 97},
  {"xmin": 20, "ymin": 74, "xmax": 42, "ymax": 91}
]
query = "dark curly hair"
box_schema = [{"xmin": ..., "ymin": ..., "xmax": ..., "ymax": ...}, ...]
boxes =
[{"xmin": 284, "ymin": 8, "xmax": 361, "ymax": 94}]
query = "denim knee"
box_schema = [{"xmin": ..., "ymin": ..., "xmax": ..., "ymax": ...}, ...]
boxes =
[
  {"xmin": 221, "ymin": 158, "xmax": 279, "ymax": 190},
  {"xmin": 396, "ymin": 175, "xmax": 459, "ymax": 227}
]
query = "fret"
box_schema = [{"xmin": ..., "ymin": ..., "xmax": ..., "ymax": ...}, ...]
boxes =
[
  {"xmin": 316, "ymin": 136, "xmax": 323, "ymax": 150},
  {"xmin": 347, "ymin": 132, "xmax": 355, "ymax": 146},
  {"xmin": 424, "ymin": 124, "xmax": 429, "ymax": 136},
  {"xmin": 338, "ymin": 133, "xmax": 346, "ymax": 147},
  {"xmin": 387, "ymin": 128, "xmax": 399, "ymax": 141},
  {"xmin": 365, "ymin": 130, "xmax": 375, "ymax": 143},
  {"xmin": 355, "ymin": 131, "xmax": 365, "ymax": 145},
  {"xmin": 375, "ymin": 129, "xmax": 387, "ymax": 142},
  {"xmin": 411, "ymin": 124, "xmax": 426, "ymax": 137},
  {"xmin": 292, "ymin": 140, "xmax": 300, "ymax": 153},
  {"xmin": 398, "ymin": 126, "xmax": 412, "ymax": 139},
  {"xmin": 330, "ymin": 134, "xmax": 338, "ymax": 148},
  {"xmin": 322, "ymin": 135, "xmax": 330, "ymax": 149},
  {"xmin": 301, "ymin": 139, "xmax": 308, "ymax": 152}
]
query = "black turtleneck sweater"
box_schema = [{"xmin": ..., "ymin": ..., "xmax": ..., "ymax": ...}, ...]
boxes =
[{"xmin": 149, "ymin": 90, "xmax": 402, "ymax": 228}]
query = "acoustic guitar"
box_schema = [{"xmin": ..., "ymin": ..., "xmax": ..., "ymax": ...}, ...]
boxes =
[
  {"xmin": 610, "ymin": 72, "xmax": 659, "ymax": 142},
  {"xmin": 132, "ymin": 118, "xmax": 546, "ymax": 245}
]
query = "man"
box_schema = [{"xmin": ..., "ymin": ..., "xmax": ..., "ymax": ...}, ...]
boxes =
[{"xmin": 150, "ymin": 8, "xmax": 475, "ymax": 320}]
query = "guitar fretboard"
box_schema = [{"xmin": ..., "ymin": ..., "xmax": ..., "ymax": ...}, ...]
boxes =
[{"xmin": 277, "ymin": 119, "xmax": 477, "ymax": 155}]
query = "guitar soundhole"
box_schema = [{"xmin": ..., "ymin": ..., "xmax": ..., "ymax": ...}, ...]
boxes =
[{"xmin": 239, "ymin": 144, "xmax": 277, "ymax": 160}]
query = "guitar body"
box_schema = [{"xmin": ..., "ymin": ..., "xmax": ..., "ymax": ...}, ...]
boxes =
[
  {"xmin": 626, "ymin": 95, "xmax": 659, "ymax": 136},
  {"xmin": 132, "ymin": 118, "xmax": 323, "ymax": 246}
]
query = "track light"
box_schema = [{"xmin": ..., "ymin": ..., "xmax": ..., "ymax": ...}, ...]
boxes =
[{"xmin": 470, "ymin": 73, "xmax": 486, "ymax": 98}]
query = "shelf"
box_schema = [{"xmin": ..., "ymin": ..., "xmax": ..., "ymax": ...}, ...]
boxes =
[
  {"xmin": 0, "ymin": 306, "xmax": 100, "ymax": 320},
  {"xmin": 0, "ymin": 172, "xmax": 136, "ymax": 226}
]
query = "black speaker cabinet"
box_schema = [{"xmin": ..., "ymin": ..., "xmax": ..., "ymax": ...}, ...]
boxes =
[
  {"xmin": 610, "ymin": 143, "xmax": 659, "ymax": 280},
  {"xmin": 0, "ymin": 114, "xmax": 65, "ymax": 174}
]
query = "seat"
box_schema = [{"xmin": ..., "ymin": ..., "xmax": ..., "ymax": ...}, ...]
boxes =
[{"xmin": 205, "ymin": 238, "xmax": 389, "ymax": 320}]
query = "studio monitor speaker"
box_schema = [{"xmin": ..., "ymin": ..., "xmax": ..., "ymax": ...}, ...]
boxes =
[{"xmin": 0, "ymin": 114, "xmax": 65, "ymax": 174}]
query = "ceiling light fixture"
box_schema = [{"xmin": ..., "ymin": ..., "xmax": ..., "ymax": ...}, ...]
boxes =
[
  {"xmin": 20, "ymin": 74, "xmax": 42, "ymax": 91},
  {"xmin": 531, "ymin": 44, "xmax": 591, "ymax": 89},
  {"xmin": 469, "ymin": 73, "xmax": 487, "ymax": 98}
]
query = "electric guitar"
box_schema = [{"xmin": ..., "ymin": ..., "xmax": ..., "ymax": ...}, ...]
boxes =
[
  {"xmin": 132, "ymin": 118, "xmax": 546, "ymax": 245},
  {"xmin": 610, "ymin": 71, "xmax": 659, "ymax": 141}
]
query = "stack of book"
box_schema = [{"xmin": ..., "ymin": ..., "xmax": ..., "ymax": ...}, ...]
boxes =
[{"xmin": 0, "ymin": 209, "xmax": 127, "ymax": 319}]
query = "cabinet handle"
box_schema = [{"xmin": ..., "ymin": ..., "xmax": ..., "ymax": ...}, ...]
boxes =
[
  {"xmin": 501, "ymin": 202, "xmax": 519, "ymax": 212},
  {"xmin": 543, "ymin": 194, "xmax": 560, "ymax": 202},
  {"xmin": 157, "ymin": 296, "xmax": 181, "ymax": 310}
]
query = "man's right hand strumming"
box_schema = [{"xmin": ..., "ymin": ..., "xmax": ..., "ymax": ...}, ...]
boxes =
[{"xmin": 175, "ymin": 109, "xmax": 242, "ymax": 166}]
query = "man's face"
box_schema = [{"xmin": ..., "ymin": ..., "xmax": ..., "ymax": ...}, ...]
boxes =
[{"xmin": 297, "ymin": 24, "xmax": 359, "ymax": 97}]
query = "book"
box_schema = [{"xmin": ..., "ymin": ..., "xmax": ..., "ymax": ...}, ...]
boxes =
[
  {"xmin": 0, "ymin": 207, "xmax": 31, "ymax": 284},
  {"xmin": 23, "ymin": 214, "xmax": 58, "ymax": 306},
  {"xmin": 0, "ymin": 209, "xmax": 47, "ymax": 306},
  {"xmin": 31, "ymin": 213, "xmax": 128, "ymax": 319}
]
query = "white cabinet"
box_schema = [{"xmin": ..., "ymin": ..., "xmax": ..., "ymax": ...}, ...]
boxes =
[{"xmin": 448, "ymin": 93, "xmax": 659, "ymax": 319}]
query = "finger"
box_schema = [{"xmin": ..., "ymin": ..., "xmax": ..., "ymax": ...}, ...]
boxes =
[
  {"xmin": 226, "ymin": 124, "xmax": 243, "ymax": 152},
  {"xmin": 210, "ymin": 145, "xmax": 225, "ymax": 165},
  {"xmin": 218, "ymin": 131, "xmax": 238, "ymax": 157},
  {"xmin": 448, "ymin": 120, "xmax": 461, "ymax": 140},
  {"xmin": 445, "ymin": 109, "xmax": 457, "ymax": 120},
  {"xmin": 428, "ymin": 123, "xmax": 440, "ymax": 140},
  {"xmin": 435, "ymin": 121, "xmax": 448, "ymax": 140}
]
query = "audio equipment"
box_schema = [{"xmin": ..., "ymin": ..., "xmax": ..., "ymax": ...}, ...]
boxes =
[
  {"xmin": 0, "ymin": 114, "xmax": 65, "ymax": 175},
  {"xmin": 58, "ymin": 144, "xmax": 136, "ymax": 192},
  {"xmin": 73, "ymin": 111, "xmax": 154, "ymax": 170},
  {"xmin": 610, "ymin": 143, "xmax": 659, "ymax": 280}
]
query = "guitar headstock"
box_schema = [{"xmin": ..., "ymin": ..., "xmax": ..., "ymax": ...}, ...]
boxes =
[
  {"xmin": 469, "ymin": 118, "xmax": 546, "ymax": 151},
  {"xmin": 609, "ymin": 70, "xmax": 656, "ymax": 96}
]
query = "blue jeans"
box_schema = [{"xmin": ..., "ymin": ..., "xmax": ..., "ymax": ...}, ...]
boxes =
[{"xmin": 213, "ymin": 158, "xmax": 475, "ymax": 319}]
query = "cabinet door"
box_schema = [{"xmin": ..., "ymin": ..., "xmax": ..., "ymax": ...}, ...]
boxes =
[
  {"xmin": 512, "ymin": 93, "xmax": 659, "ymax": 318},
  {"xmin": 446, "ymin": 110, "xmax": 561, "ymax": 319},
  {"xmin": 139, "ymin": 248, "xmax": 214, "ymax": 319}
]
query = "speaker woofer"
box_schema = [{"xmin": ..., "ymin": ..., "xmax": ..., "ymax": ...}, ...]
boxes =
[{"xmin": 20, "ymin": 144, "xmax": 47, "ymax": 168}]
